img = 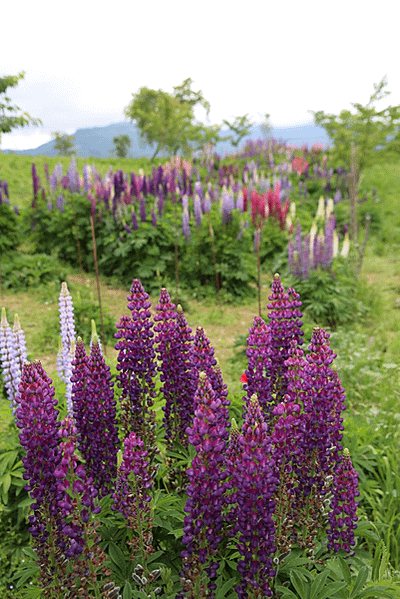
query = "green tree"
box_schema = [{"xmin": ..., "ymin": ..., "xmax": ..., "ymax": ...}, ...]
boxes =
[
  {"xmin": 112, "ymin": 134, "xmax": 132, "ymax": 158},
  {"xmin": 0, "ymin": 71, "xmax": 42, "ymax": 147},
  {"xmin": 124, "ymin": 78, "xmax": 218, "ymax": 160},
  {"xmin": 222, "ymin": 114, "xmax": 253, "ymax": 147},
  {"xmin": 308, "ymin": 76, "xmax": 400, "ymax": 182},
  {"xmin": 52, "ymin": 132, "xmax": 76, "ymax": 156}
]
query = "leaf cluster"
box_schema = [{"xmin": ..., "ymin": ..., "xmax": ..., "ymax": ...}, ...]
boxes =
[{"xmin": 0, "ymin": 72, "xmax": 42, "ymax": 140}]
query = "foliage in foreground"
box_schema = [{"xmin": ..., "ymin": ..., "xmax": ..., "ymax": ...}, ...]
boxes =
[{"xmin": 0, "ymin": 276, "xmax": 399, "ymax": 598}]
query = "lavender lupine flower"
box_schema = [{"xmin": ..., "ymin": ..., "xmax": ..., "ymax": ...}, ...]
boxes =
[
  {"xmin": 294, "ymin": 222, "xmax": 303, "ymax": 277},
  {"xmin": 4, "ymin": 180, "xmax": 9, "ymax": 199},
  {"xmin": 57, "ymin": 194, "xmax": 64, "ymax": 212},
  {"xmin": 322, "ymin": 215, "xmax": 336, "ymax": 269},
  {"xmin": 71, "ymin": 336, "xmax": 119, "ymax": 496},
  {"xmin": 0, "ymin": 308, "xmax": 20, "ymax": 407},
  {"xmin": 327, "ymin": 448, "xmax": 359, "ymax": 555},
  {"xmin": 151, "ymin": 208, "xmax": 157, "ymax": 227},
  {"xmin": 233, "ymin": 395, "xmax": 279, "ymax": 598},
  {"xmin": 49, "ymin": 170, "xmax": 58, "ymax": 193},
  {"xmin": 179, "ymin": 372, "xmax": 229, "ymax": 598},
  {"xmin": 83, "ymin": 164, "xmax": 91, "ymax": 193},
  {"xmin": 222, "ymin": 189, "xmax": 234, "ymax": 224},
  {"xmin": 67, "ymin": 157, "xmax": 78, "ymax": 193},
  {"xmin": 58, "ymin": 282, "xmax": 76, "ymax": 415},
  {"xmin": 182, "ymin": 194, "xmax": 191, "ymax": 240},
  {"xmin": 193, "ymin": 194, "xmax": 202, "ymax": 226},
  {"xmin": 15, "ymin": 361, "xmax": 63, "ymax": 546},
  {"xmin": 114, "ymin": 279, "xmax": 157, "ymax": 460}
]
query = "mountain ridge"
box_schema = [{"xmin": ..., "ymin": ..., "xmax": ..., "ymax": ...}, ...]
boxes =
[{"xmin": 2, "ymin": 121, "xmax": 332, "ymax": 158}]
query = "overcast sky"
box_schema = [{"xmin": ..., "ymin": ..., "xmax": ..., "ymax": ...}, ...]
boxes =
[{"xmin": 1, "ymin": 0, "xmax": 399, "ymax": 150}]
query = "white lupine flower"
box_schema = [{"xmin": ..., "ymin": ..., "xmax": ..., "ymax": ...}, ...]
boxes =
[{"xmin": 333, "ymin": 229, "xmax": 339, "ymax": 258}]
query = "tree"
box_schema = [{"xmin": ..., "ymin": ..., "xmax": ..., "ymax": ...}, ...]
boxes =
[
  {"xmin": 124, "ymin": 78, "xmax": 218, "ymax": 160},
  {"xmin": 112, "ymin": 134, "xmax": 132, "ymax": 158},
  {"xmin": 52, "ymin": 132, "xmax": 76, "ymax": 156},
  {"xmin": 0, "ymin": 71, "xmax": 42, "ymax": 147},
  {"xmin": 308, "ymin": 76, "xmax": 400, "ymax": 182},
  {"xmin": 222, "ymin": 114, "xmax": 253, "ymax": 147},
  {"xmin": 259, "ymin": 112, "xmax": 272, "ymax": 139}
]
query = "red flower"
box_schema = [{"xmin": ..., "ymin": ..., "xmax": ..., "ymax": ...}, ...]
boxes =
[
  {"xmin": 292, "ymin": 156, "xmax": 309, "ymax": 175},
  {"xmin": 240, "ymin": 373, "xmax": 247, "ymax": 383}
]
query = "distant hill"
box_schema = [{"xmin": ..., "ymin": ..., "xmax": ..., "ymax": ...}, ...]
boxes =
[{"xmin": 2, "ymin": 121, "xmax": 332, "ymax": 158}]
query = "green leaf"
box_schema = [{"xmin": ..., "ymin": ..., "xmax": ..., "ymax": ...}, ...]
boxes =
[
  {"xmin": 350, "ymin": 566, "xmax": 369, "ymax": 598},
  {"xmin": 290, "ymin": 570, "xmax": 310, "ymax": 599},
  {"xmin": 310, "ymin": 570, "xmax": 330, "ymax": 599},
  {"xmin": 276, "ymin": 585, "xmax": 301, "ymax": 599},
  {"xmin": 108, "ymin": 541, "xmax": 128, "ymax": 578},
  {"xmin": 123, "ymin": 581, "xmax": 133, "ymax": 599},
  {"xmin": 216, "ymin": 577, "xmax": 237, "ymax": 597}
]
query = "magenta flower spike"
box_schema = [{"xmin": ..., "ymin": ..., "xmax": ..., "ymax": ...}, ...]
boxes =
[{"xmin": 243, "ymin": 315, "xmax": 273, "ymax": 415}]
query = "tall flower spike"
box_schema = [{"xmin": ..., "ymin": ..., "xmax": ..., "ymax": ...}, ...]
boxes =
[
  {"xmin": 81, "ymin": 335, "xmax": 119, "ymax": 497},
  {"xmin": 0, "ymin": 308, "xmax": 20, "ymax": 410},
  {"xmin": 179, "ymin": 372, "xmax": 229, "ymax": 598},
  {"xmin": 266, "ymin": 274, "xmax": 304, "ymax": 405},
  {"xmin": 154, "ymin": 289, "xmax": 192, "ymax": 444},
  {"xmin": 190, "ymin": 326, "xmax": 218, "ymax": 403},
  {"xmin": 15, "ymin": 361, "xmax": 63, "ymax": 548},
  {"xmin": 327, "ymin": 448, "xmax": 359, "ymax": 555},
  {"xmin": 114, "ymin": 279, "xmax": 158, "ymax": 463},
  {"xmin": 58, "ymin": 282, "xmax": 76, "ymax": 415},
  {"xmin": 234, "ymin": 395, "xmax": 279, "ymax": 598},
  {"xmin": 243, "ymin": 315, "xmax": 273, "ymax": 417}
]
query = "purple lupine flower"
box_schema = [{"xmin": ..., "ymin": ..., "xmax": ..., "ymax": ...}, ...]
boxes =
[
  {"xmin": 154, "ymin": 289, "xmax": 197, "ymax": 447},
  {"xmin": 233, "ymin": 395, "xmax": 278, "ymax": 598},
  {"xmin": 131, "ymin": 209, "xmax": 138, "ymax": 231},
  {"xmin": 243, "ymin": 316, "xmax": 272, "ymax": 415},
  {"xmin": 301, "ymin": 234, "xmax": 310, "ymax": 279},
  {"xmin": 327, "ymin": 448, "xmax": 359, "ymax": 555},
  {"xmin": 54, "ymin": 417, "xmax": 100, "ymax": 557},
  {"xmin": 49, "ymin": 172, "xmax": 58, "ymax": 193},
  {"xmin": 57, "ymin": 193, "xmax": 64, "ymax": 212},
  {"xmin": 194, "ymin": 194, "xmax": 202, "ymax": 226},
  {"xmin": 58, "ymin": 282, "xmax": 76, "ymax": 415},
  {"xmin": 47, "ymin": 199, "xmax": 53, "ymax": 211},
  {"xmin": 124, "ymin": 223, "xmax": 132, "ymax": 234},
  {"xmin": 15, "ymin": 361, "xmax": 63, "ymax": 546},
  {"xmin": 333, "ymin": 190, "xmax": 342, "ymax": 204},
  {"xmin": 139, "ymin": 193, "xmax": 146, "ymax": 222},
  {"xmin": 0, "ymin": 308, "xmax": 20, "ymax": 408},
  {"xmin": 266, "ymin": 275, "xmax": 304, "ymax": 404},
  {"xmin": 179, "ymin": 372, "xmax": 229, "ymax": 598},
  {"xmin": 114, "ymin": 279, "xmax": 157, "ymax": 455},
  {"xmin": 190, "ymin": 326, "xmax": 219, "ymax": 403},
  {"xmin": 83, "ymin": 164, "xmax": 91, "ymax": 193},
  {"xmin": 111, "ymin": 431, "xmax": 152, "ymax": 519},
  {"xmin": 32, "ymin": 163, "xmax": 41, "ymax": 205},
  {"xmin": 71, "ymin": 336, "xmax": 119, "ymax": 497},
  {"xmin": 4, "ymin": 180, "xmax": 9, "ymax": 199},
  {"xmin": 67, "ymin": 157, "xmax": 77, "ymax": 193},
  {"xmin": 157, "ymin": 185, "xmax": 164, "ymax": 217},
  {"xmin": 222, "ymin": 190, "xmax": 234, "ymax": 224},
  {"xmin": 151, "ymin": 208, "xmax": 157, "ymax": 227},
  {"xmin": 235, "ymin": 190, "xmax": 244, "ymax": 212}
]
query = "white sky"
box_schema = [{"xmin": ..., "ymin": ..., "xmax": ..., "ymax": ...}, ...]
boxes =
[{"xmin": 1, "ymin": 0, "xmax": 399, "ymax": 150}]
